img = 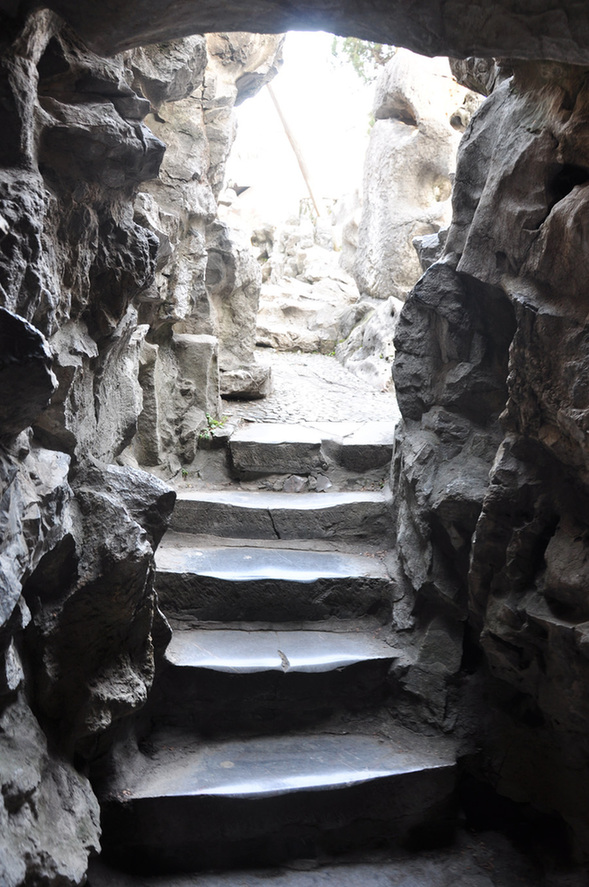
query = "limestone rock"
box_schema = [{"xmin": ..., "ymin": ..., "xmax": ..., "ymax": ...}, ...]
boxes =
[
  {"xmin": 353, "ymin": 50, "xmax": 477, "ymax": 302},
  {"xmin": 255, "ymin": 218, "xmax": 360, "ymax": 355},
  {"xmin": 23, "ymin": 461, "xmax": 175, "ymax": 745},
  {"xmin": 75, "ymin": 460, "xmax": 176, "ymax": 548},
  {"xmin": 220, "ymin": 364, "xmax": 272, "ymax": 399},
  {"xmin": 0, "ymin": 308, "xmax": 57, "ymax": 438},
  {"xmin": 0, "ymin": 438, "xmax": 71, "ymax": 636},
  {"xmin": 389, "ymin": 57, "xmax": 589, "ymax": 855},
  {"xmin": 202, "ymin": 220, "xmax": 262, "ymax": 370},
  {"xmin": 449, "ymin": 57, "xmax": 504, "ymax": 97},
  {"xmin": 129, "ymin": 35, "xmax": 283, "ymax": 463},
  {"xmin": 130, "ymin": 36, "xmax": 208, "ymax": 108},
  {"xmin": 35, "ymin": 309, "xmax": 147, "ymax": 461},
  {"xmin": 204, "ymin": 34, "xmax": 284, "ymax": 196},
  {"xmin": 412, "ymin": 228, "xmax": 448, "ymax": 272},
  {"xmin": 335, "ymin": 296, "xmax": 403, "ymax": 390},
  {"xmin": 0, "ymin": 695, "xmax": 100, "ymax": 887},
  {"xmin": 132, "ymin": 330, "xmax": 220, "ymax": 465},
  {"xmin": 393, "ymin": 263, "xmax": 516, "ymax": 424}
]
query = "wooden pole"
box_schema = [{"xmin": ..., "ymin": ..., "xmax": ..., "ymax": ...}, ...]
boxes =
[{"xmin": 266, "ymin": 81, "xmax": 322, "ymax": 217}]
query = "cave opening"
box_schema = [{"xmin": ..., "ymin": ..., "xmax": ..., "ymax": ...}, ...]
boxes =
[{"xmin": 4, "ymin": 5, "xmax": 589, "ymax": 885}]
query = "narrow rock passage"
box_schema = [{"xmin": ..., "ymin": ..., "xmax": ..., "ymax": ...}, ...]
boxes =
[
  {"xmin": 93, "ymin": 345, "xmax": 581, "ymax": 885},
  {"xmin": 99, "ymin": 346, "xmax": 463, "ymax": 872}
]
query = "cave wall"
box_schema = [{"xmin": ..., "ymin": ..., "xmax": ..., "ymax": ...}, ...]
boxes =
[
  {"xmin": 0, "ymin": 11, "xmax": 279, "ymax": 884},
  {"xmin": 392, "ymin": 60, "xmax": 589, "ymax": 855},
  {"xmin": 3, "ymin": 1, "xmax": 589, "ymax": 883}
]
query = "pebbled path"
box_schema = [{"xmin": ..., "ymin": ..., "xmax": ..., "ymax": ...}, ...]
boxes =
[{"xmin": 221, "ymin": 349, "xmax": 400, "ymax": 426}]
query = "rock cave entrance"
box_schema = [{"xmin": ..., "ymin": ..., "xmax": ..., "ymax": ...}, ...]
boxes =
[{"xmin": 5, "ymin": 5, "xmax": 589, "ymax": 885}]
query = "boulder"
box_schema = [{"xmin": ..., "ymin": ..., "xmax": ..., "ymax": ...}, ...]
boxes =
[
  {"xmin": 220, "ymin": 364, "xmax": 272, "ymax": 399},
  {"xmin": 335, "ymin": 296, "xmax": 403, "ymax": 390}
]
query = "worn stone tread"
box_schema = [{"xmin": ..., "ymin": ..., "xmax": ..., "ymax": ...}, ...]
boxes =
[
  {"xmin": 114, "ymin": 732, "xmax": 455, "ymax": 801},
  {"xmin": 169, "ymin": 489, "xmax": 392, "ymax": 540},
  {"xmin": 164, "ymin": 625, "xmax": 400, "ymax": 673},
  {"xmin": 156, "ymin": 541, "xmax": 389, "ymax": 583},
  {"xmin": 155, "ymin": 539, "xmax": 395, "ymax": 623}
]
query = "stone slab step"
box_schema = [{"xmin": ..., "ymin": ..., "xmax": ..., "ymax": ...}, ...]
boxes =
[
  {"xmin": 149, "ymin": 626, "xmax": 403, "ymax": 734},
  {"xmin": 229, "ymin": 424, "xmax": 323, "ymax": 475},
  {"xmin": 155, "ymin": 542, "xmax": 394, "ymax": 623},
  {"xmin": 311, "ymin": 421, "xmax": 398, "ymax": 472},
  {"xmin": 169, "ymin": 489, "xmax": 392, "ymax": 541},
  {"xmin": 101, "ymin": 732, "xmax": 456, "ymax": 872},
  {"xmin": 165, "ymin": 625, "xmax": 399, "ymax": 673},
  {"xmin": 228, "ymin": 421, "xmax": 398, "ymax": 477}
]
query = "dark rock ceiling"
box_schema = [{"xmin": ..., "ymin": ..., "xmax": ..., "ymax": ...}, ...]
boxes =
[{"xmin": 3, "ymin": 0, "xmax": 589, "ymax": 62}]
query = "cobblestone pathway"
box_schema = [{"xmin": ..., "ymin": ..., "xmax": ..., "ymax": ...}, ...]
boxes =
[{"xmin": 222, "ymin": 349, "xmax": 401, "ymax": 426}]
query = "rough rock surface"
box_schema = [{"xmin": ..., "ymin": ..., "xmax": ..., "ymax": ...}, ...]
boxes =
[
  {"xmin": 0, "ymin": 695, "xmax": 101, "ymax": 887},
  {"xmin": 255, "ymin": 217, "xmax": 360, "ymax": 356},
  {"xmin": 37, "ymin": 0, "xmax": 589, "ymax": 65},
  {"xmin": 353, "ymin": 50, "xmax": 477, "ymax": 303},
  {"xmin": 392, "ymin": 58, "xmax": 589, "ymax": 856},
  {"xmin": 128, "ymin": 33, "xmax": 282, "ymax": 457},
  {"xmin": 335, "ymin": 296, "xmax": 403, "ymax": 391}
]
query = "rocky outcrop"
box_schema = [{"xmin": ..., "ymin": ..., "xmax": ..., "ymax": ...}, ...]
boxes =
[
  {"xmin": 392, "ymin": 60, "xmax": 589, "ymax": 856},
  {"xmin": 0, "ymin": 16, "xmax": 284, "ymax": 882},
  {"xmin": 255, "ymin": 216, "xmax": 360, "ymax": 356},
  {"xmin": 353, "ymin": 50, "xmax": 477, "ymax": 303},
  {"xmin": 0, "ymin": 695, "xmax": 101, "ymax": 887},
  {"xmin": 336, "ymin": 51, "xmax": 476, "ymax": 390},
  {"xmin": 0, "ymin": 14, "xmax": 174, "ymax": 884},
  {"xmin": 128, "ymin": 33, "xmax": 282, "ymax": 455}
]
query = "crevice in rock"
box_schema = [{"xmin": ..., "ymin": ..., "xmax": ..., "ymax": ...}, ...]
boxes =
[{"xmin": 547, "ymin": 162, "xmax": 589, "ymax": 211}]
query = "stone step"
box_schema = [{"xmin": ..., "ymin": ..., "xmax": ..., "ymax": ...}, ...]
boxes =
[
  {"xmin": 149, "ymin": 625, "xmax": 404, "ymax": 734},
  {"xmin": 155, "ymin": 539, "xmax": 394, "ymax": 623},
  {"xmin": 166, "ymin": 625, "xmax": 399, "ymax": 673},
  {"xmin": 229, "ymin": 423, "xmax": 323, "ymax": 476},
  {"xmin": 228, "ymin": 421, "xmax": 397, "ymax": 477},
  {"xmin": 101, "ymin": 731, "xmax": 457, "ymax": 872},
  {"xmin": 169, "ymin": 489, "xmax": 392, "ymax": 541},
  {"xmin": 313, "ymin": 420, "xmax": 398, "ymax": 472}
]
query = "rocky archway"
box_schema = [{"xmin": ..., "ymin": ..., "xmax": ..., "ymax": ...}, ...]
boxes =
[{"xmin": 3, "ymin": 2, "xmax": 589, "ymax": 882}]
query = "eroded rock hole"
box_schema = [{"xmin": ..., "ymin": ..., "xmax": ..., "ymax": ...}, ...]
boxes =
[{"xmin": 548, "ymin": 162, "xmax": 589, "ymax": 209}]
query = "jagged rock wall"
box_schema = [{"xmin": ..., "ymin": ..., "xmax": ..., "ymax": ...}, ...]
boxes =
[
  {"xmin": 0, "ymin": 12, "xmax": 279, "ymax": 884},
  {"xmin": 126, "ymin": 32, "xmax": 282, "ymax": 467},
  {"xmin": 392, "ymin": 60, "xmax": 589, "ymax": 856},
  {"xmin": 0, "ymin": 15, "xmax": 178, "ymax": 884}
]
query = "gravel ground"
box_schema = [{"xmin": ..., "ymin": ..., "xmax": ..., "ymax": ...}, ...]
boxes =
[{"xmin": 221, "ymin": 349, "xmax": 401, "ymax": 426}]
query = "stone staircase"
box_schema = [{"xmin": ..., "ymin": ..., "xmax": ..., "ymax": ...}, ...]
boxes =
[{"xmin": 100, "ymin": 422, "xmax": 457, "ymax": 874}]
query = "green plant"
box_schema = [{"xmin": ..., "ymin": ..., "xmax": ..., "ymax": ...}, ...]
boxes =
[
  {"xmin": 199, "ymin": 413, "xmax": 228, "ymax": 440},
  {"xmin": 181, "ymin": 468, "xmax": 188, "ymax": 479},
  {"xmin": 206, "ymin": 413, "xmax": 227, "ymax": 430},
  {"xmin": 330, "ymin": 37, "xmax": 396, "ymax": 84}
]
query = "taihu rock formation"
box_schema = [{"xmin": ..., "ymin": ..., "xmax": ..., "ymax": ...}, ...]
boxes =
[{"xmin": 3, "ymin": 1, "xmax": 589, "ymax": 883}]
